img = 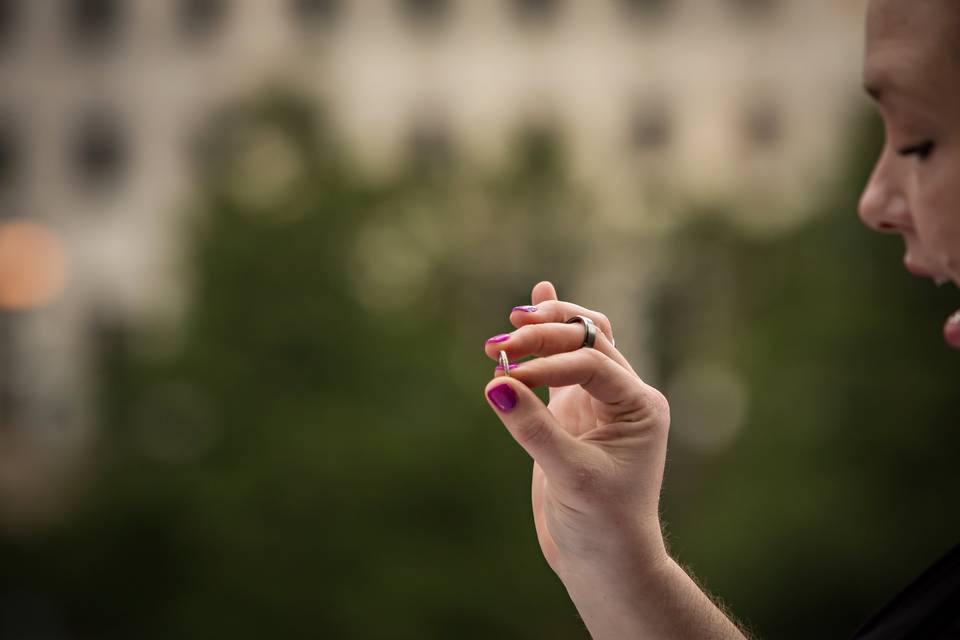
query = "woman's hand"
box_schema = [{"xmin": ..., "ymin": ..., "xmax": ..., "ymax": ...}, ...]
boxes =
[
  {"xmin": 484, "ymin": 282, "xmax": 747, "ymax": 639},
  {"xmin": 484, "ymin": 282, "xmax": 748, "ymax": 638},
  {"xmin": 483, "ymin": 281, "xmax": 671, "ymax": 579}
]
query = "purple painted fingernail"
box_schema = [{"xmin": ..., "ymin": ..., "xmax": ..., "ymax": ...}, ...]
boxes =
[
  {"xmin": 486, "ymin": 334, "xmax": 511, "ymax": 344},
  {"xmin": 512, "ymin": 306, "xmax": 538, "ymax": 313},
  {"xmin": 495, "ymin": 362, "xmax": 522, "ymax": 372},
  {"xmin": 487, "ymin": 384, "xmax": 518, "ymax": 412}
]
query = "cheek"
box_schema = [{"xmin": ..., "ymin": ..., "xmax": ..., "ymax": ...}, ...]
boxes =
[{"xmin": 914, "ymin": 158, "xmax": 960, "ymax": 274}]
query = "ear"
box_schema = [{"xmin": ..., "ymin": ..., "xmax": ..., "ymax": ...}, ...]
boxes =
[{"xmin": 531, "ymin": 281, "xmax": 558, "ymax": 305}]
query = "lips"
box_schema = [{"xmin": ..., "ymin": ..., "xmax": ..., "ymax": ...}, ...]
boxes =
[
  {"xmin": 945, "ymin": 310, "xmax": 960, "ymax": 349},
  {"xmin": 903, "ymin": 260, "xmax": 960, "ymax": 348},
  {"xmin": 936, "ymin": 279, "xmax": 960, "ymax": 349},
  {"xmin": 903, "ymin": 258, "xmax": 939, "ymax": 279}
]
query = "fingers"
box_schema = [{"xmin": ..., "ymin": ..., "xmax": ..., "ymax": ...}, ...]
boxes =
[
  {"xmin": 485, "ymin": 321, "xmax": 625, "ymax": 372},
  {"xmin": 490, "ymin": 279, "xmax": 635, "ymax": 374},
  {"xmin": 510, "ymin": 300, "xmax": 614, "ymax": 343},
  {"xmin": 531, "ymin": 281, "xmax": 558, "ymax": 306},
  {"xmin": 484, "ymin": 377, "xmax": 583, "ymax": 480},
  {"xmin": 504, "ymin": 348, "xmax": 645, "ymax": 407}
]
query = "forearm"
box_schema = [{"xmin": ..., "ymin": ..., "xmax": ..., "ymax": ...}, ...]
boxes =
[{"xmin": 560, "ymin": 551, "xmax": 748, "ymax": 640}]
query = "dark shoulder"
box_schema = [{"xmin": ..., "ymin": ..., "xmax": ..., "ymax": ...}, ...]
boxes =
[{"xmin": 852, "ymin": 543, "xmax": 960, "ymax": 640}]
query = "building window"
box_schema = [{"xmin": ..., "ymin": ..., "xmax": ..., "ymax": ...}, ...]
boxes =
[
  {"xmin": 69, "ymin": 109, "xmax": 129, "ymax": 191},
  {"xmin": 290, "ymin": 0, "xmax": 342, "ymax": 31},
  {"xmin": 622, "ymin": 0, "xmax": 671, "ymax": 21},
  {"xmin": 727, "ymin": 0, "xmax": 779, "ymax": 20},
  {"xmin": 407, "ymin": 118, "xmax": 456, "ymax": 173},
  {"xmin": 178, "ymin": 0, "xmax": 229, "ymax": 42},
  {"xmin": 510, "ymin": 0, "xmax": 563, "ymax": 28},
  {"xmin": 64, "ymin": 0, "xmax": 124, "ymax": 52},
  {"xmin": 629, "ymin": 101, "xmax": 672, "ymax": 152},
  {"xmin": 0, "ymin": 0, "xmax": 23, "ymax": 54},
  {"xmin": 742, "ymin": 100, "xmax": 782, "ymax": 149},
  {"xmin": 0, "ymin": 111, "xmax": 22, "ymax": 195},
  {"xmin": 399, "ymin": 0, "xmax": 452, "ymax": 28}
]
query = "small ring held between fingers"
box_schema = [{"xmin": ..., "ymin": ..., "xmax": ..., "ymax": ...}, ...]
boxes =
[{"xmin": 565, "ymin": 315, "xmax": 597, "ymax": 349}]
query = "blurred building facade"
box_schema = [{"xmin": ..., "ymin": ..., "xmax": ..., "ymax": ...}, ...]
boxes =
[{"xmin": 0, "ymin": 0, "xmax": 867, "ymax": 526}]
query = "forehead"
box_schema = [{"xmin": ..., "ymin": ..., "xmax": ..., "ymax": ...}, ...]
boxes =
[{"xmin": 864, "ymin": 0, "xmax": 959, "ymax": 103}]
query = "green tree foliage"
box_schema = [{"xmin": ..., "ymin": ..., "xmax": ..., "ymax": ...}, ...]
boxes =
[
  {"xmin": 2, "ymin": 98, "xmax": 958, "ymax": 640},
  {"xmin": 2, "ymin": 94, "xmax": 593, "ymax": 639}
]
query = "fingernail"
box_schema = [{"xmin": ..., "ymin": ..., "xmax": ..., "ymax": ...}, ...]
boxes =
[
  {"xmin": 950, "ymin": 311, "xmax": 960, "ymax": 325},
  {"xmin": 487, "ymin": 384, "xmax": 518, "ymax": 412},
  {"xmin": 512, "ymin": 305, "xmax": 537, "ymax": 313},
  {"xmin": 486, "ymin": 334, "xmax": 511, "ymax": 344},
  {"xmin": 495, "ymin": 361, "xmax": 521, "ymax": 372}
]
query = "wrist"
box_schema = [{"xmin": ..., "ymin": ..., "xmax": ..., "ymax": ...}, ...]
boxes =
[
  {"xmin": 554, "ymin": 518, "xmax": 669, "ymax": 593},
  {"xmin": 558, "ymin": 549, "xmax": 677, "ymax": 640},
  {"xmin": 555, "ymin": 509, "xmax": 665, "ymax": 570}
]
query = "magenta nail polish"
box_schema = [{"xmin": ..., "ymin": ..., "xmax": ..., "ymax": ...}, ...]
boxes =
[
  {"xmin": 487, "ymin": 384, "xmax": 518, "ymax": 412},
  {"xmin": 486, "ymin": 334, "xmax": 511, "ymax": 344},
  {"xmin": 513, "ymin": 305, "xmax": 537, "ymax": 313}
]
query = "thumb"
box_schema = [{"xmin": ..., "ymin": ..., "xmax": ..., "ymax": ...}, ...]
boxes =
[
  {"xmin": 485, "ymin": 378, "xmax": 581, "ymax": 480},
  {"xmin": 531, "ymin": 280, "xmax": 558, "ymax": 305}
]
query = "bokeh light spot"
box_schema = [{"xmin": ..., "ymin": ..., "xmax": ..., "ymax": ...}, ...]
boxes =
[
  {"xmin": 667, "ymin": 360, "xmax": 749, "ymax": 454},
  {"xmin": 0, "ymin": 221, "xmax": 69, "ymax": 310}
]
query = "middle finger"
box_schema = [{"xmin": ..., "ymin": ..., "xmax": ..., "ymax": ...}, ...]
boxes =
[
  {"xmin": 485, "ymin": 322, "xmax": 627, "ymax": 372},
  {"xmin": 510, "ymin": 300, "xmax": 614, "ymax": 340}
]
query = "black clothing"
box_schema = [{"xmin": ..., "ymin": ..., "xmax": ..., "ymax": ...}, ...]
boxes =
[{"xmin": 852, "ymin": 544, "xmax": 960, "ymax": 639}]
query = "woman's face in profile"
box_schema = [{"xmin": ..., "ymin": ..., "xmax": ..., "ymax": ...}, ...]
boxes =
[{"xmin": 860, "ymin": 0, "xmax": 960, "ymax": 344}]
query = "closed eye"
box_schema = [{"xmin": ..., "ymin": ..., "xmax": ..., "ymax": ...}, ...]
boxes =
[{"xmin": 897, "ymin": 140, "xmax": 935, "ymax": 160}]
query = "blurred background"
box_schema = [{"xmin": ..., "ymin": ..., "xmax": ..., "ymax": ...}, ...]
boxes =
[{"xmin": 2, "ymin": 0, "xmax": 959, "ymax": 638}]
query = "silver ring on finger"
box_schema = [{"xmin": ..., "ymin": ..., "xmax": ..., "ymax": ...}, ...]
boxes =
[
  {"xmin": 499, "ymin": 350, "xmax": 511, "ymax": 376},
  {"xmin": 565, "ymin": 315, "xmax": 597, "ymax": 349}
]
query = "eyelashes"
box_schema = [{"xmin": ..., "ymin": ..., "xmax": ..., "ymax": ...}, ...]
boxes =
[{"xmin": 897, "ymin": 140, "xmax": 935, "ymax": 160}]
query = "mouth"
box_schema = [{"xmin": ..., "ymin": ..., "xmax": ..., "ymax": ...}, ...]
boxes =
[
  {"xmin": 934, "ymin": 278, "xmax": 960, "ymax": 349},
  {"xmin": 945, "ymin": 304, "xmax": 960, "ymax": 350},
  {"xmin": 903, "ymin": 257, "xmax": 941, "ymax": 279}
]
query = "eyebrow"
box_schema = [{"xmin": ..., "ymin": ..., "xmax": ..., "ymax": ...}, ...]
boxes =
[{"xmin": 863, "ymin": 70, "xmax": 910, "ymax": 104}]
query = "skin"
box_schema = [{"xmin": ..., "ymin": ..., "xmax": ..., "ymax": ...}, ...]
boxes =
[
  {"xmin": 860, "ymin": 0, "xmax": 960, "ymax": 345},
  {"xmin": 484, "ymin": 282, "xmax": 747, "ymax": 639},
  {"xmin": 482, "ymin": 1, "xmax": 960, "ymax": 637}
]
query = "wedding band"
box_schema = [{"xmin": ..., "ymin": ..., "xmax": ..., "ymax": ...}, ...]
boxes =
[
  {"xmin": 499, "ymin": 350, "xmax": 511, "ymax": 376},
  {"xmin": 565, "ymin": 315, "xmax": 597, "ymax": 348}
]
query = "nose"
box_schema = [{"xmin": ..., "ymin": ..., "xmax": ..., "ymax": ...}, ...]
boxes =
[{"xmin": 858, "ymin": 144, "xmax": 913, "ymax": 234}]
